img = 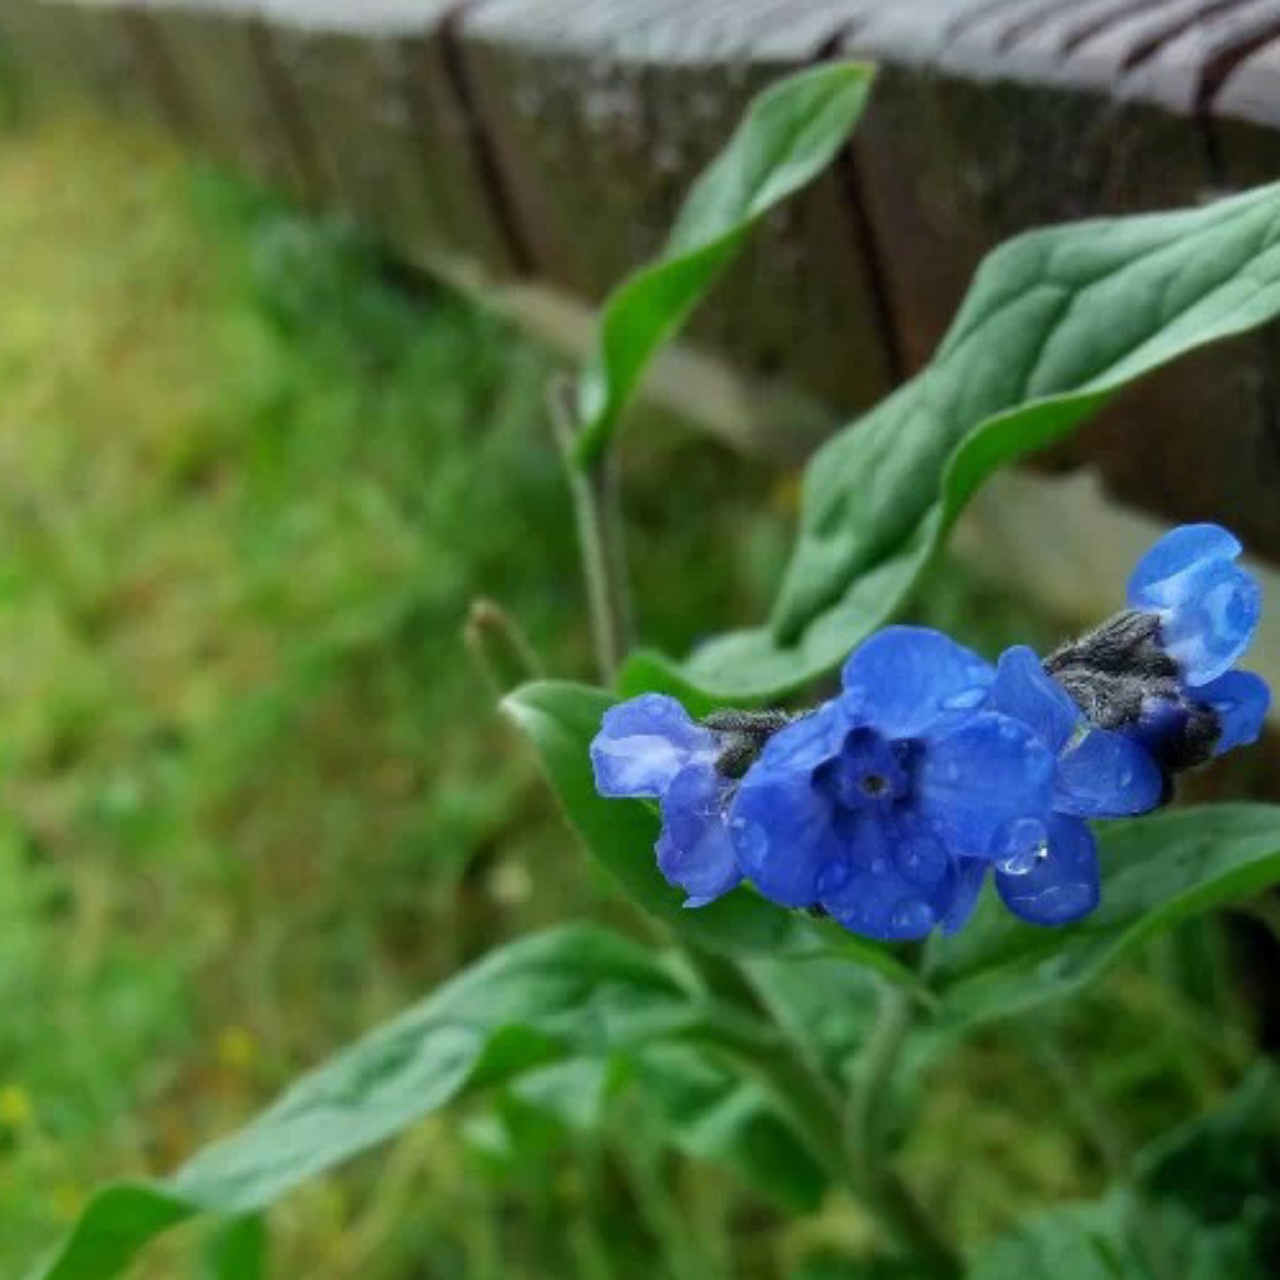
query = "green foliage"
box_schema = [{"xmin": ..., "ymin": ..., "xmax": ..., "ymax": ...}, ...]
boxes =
[
  {"xmin": 30, "ymin": 927, "xmax": 703, "ymax": 1280},
  {"xmin": 625, "ymin": 179, "xmax": 1280, "ymax": 702},
  {"xmin": 573, "ymin": 61, "xmax": 874, "ymax": 465},
  {"xmin": 630, "ymin": 1046, "xmax": 830, "ymax": 1211},
  {"xmin": 199, "ymin": 1216, "xmax": 267, "ymax": 1280}
]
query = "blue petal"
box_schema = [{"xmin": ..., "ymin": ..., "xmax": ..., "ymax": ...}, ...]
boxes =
[
  {"xmin": 1148, "ymin": 558, "xmax": 1261, "ymax": 686},
  {"xmin": 1198, "ymin": 670, "xmax": 1271, "ymax": 755},
  {"xmin": 941, "ymin": 858, "xmax": 988, "ymax": 935},
  {"xmin": 841, "ymin": 626, "xmax": 993, "ymax": 740},
  {"xmin": 916, "ymin": 713, "xmax": 1055, "ymax": 859},
  {"xmin": 995, "ymin": 813, "xmax": 1100, "ymax": 926},
  {"xmin": 1128, "ymin": 523, "xmax": 1241, "ymax": 605},
  {"xmin": 1055, "ymin": 728, "xmax": 1164, "ymax": 818},
  {"xmin": 656, "ymin": 764, "xmax": 742, "ymax": 908},
  {"xmin": 591, "ymin": 694, "xmax": 714, "ymax": 798},
  {"xmin": 818, "ymin": 813, "xmax": 957, "ymax": 941},
  {"xmin": 751, "ymin": 696, "xmax": 851, "ymax": 776},
  {"xmin": 990, "ymin": 646, "xmax": 1080, "ymax": 753},
  {"xmin": 730, "ymin": 768, "xmax": 836, "ymax": 910}
]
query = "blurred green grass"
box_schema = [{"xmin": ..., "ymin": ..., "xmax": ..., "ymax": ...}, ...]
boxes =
[
  {"xmin": 0, "ymin": 110, "xmax": 800, "ymax": 1278},
  {"xmin": 0, "ymin": 110, "xmax": 1260, "ymax": 1280}
]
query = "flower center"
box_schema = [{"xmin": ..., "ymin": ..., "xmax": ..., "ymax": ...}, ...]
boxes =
[{"xmin": 815, "ymin": 726, "xmax": 913, "ymax": 812}]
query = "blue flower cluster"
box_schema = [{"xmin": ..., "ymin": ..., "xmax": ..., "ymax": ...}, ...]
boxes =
[{"xmin": 592, "ymin": 525, "xmax": 1271, "ymax": 941}]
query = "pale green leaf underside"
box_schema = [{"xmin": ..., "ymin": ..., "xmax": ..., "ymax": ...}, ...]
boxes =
[
  {"xmin": 641, "ymin": 180, "xmax": 1280, "ymax": 702},
  {"xmin": 572, "ymin": 60, "xmax": 874, "ymax": 465},
  {"xmin": 27, "ymin": 928, "xmax": 694, "ymax": 1280}
]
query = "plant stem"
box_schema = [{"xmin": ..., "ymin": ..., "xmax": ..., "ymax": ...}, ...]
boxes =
[
  {"xmin": 548, "ymin": 375, "xmax": 632, "ymax": 682},
  {"xmin": 847, "ymin": 983, "xmax": 963, "ymax": 1279}
]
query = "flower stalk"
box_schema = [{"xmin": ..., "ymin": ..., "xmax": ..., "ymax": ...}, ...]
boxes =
[{"xmin": 548, "ymin": 374, "xmax": 632, "ymax": 683}]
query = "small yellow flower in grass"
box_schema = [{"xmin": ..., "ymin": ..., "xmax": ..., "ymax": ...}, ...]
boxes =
[
  {"xmin": 216, "ymin": 1025, "xmax": 259, "ymax": 1072},
  {"xmin": 0, "ymin": 1084, "xmax": 33, "ymax": 1129}
]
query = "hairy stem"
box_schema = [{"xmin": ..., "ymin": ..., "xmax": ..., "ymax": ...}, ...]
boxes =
[{"xmin": 548, "ymin": 375, "xmax": 632, "ymax": 682}]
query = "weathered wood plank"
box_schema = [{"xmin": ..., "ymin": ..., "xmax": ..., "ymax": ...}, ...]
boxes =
[
  {"xmin": 134, "ymin": 2, "xmax": 321, "ymax": 203},
  {"xmin": 0, "ymin": 0, "xmax": 158, "ymax": 121},
  {"xmin": 262, "ymin": 0, "xmax": 518, "ymax": 277},
  {"xmin": 456, "ymin": 0, "xmax": 899, "ymax": 416}
]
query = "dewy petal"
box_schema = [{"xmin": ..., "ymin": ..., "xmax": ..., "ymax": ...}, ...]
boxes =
[
  {"xmin": 730, "ymin": 767, "xmax": 836, "ymax": 909},
  {"xmin": 1127, "ymin": 523, "xmax": 1242, "ymax": 605},
  {"xmin": 818, "ymin": 812, "xmax": 957, "ymax": 942},
  {"xmin": 753, "ymin": 696, "xmax": 851, "ymax": 775},
  {"xmin": 656, "ymin": 764, "xmax": 742, "ymax": 908},
  {"xmin": 1054, "ymin": 727, "xmax": 1164, "ymax": 818},
  {"xmin": 591, "ymin": 694, "xmax": 714, "ymax": 798},
  {"xmin": 1198, "ymin": 670, "xmax": 1271, "ymax": 755},
  {"xmin": 941, "ymin": 858, "xmax": 988, "ymax": 935},
  {"xmin": 916, "ymin": 713, "xmax": 1055, "ymax": 858},
  {"xmin": 990, "ymin": 645, "xmax": 1080, "ymax": 754},
  {"xmin": 841, "ymin": 626, "xmax": 993, "ymax": 740},
  {"xmin": 1149, "ymin": 559, "xmax": 1261, "ymax": 687},
  {"xmin": 995, "ymin": 813, "xmax": 1100, "ymax": 927}
]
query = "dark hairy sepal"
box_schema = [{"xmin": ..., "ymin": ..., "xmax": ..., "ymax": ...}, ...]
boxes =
[
  {"xmin": 1045, "ymin": 610, "xmax": 1220, "ymax": 774},
  {"xmin": 703, "ymin": 709, "xmax": 795, "ymax": 780}
]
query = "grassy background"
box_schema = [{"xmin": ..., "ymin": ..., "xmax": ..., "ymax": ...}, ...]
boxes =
[{"xmin": 0, "ymin": 110, "xmax": 1261, "ymax": 1279}]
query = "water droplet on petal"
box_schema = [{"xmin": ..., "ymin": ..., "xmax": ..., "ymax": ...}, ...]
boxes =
[
  {"xmin": 943, "ymin": 686, "xmax": 986, "ymax": 711},
  {"xmin": 996, "ymin": 816, "xmax": 1049, "ymax": 876}
]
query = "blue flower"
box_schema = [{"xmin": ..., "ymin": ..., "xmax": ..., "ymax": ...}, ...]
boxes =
[
  {"xmin": 590, "ymin": 694, "xmax": 741, "ymax": 908},
  {"xmin": 1128, "ymin": 524, "xmax": 1270, "ymax": 761},
  {"xmin": 985, "ymin": 646, "xmax": 1164, "ymax": 926},
  {"xmin": 728, "ymin": 628, "xmax": 1055, "ymax": 941}
]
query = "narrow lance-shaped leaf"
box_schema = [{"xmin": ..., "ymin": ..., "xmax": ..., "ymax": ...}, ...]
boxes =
[
  {"xmin": 926, "ymin": 805, "xmax": 1280, "ymax": 1030},
  {"xmin": 502, "ymin": 679, "xmax": 928, "ymax": 993},
  {"xmin": 26, "ymin": 927, "xmax": 698, "ymax": 1280},
  {"xmin": 572, "ymin": 60, "xmax": 875, "ymax": 466},
  {"xmin": 631, "ymin": 180, "xmax": 1280, "ymax": 703}
]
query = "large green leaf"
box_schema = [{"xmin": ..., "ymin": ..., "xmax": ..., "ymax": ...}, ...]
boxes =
[
  {"xmin": 572, "ymin": 61, "xmax": 875, "ymax": 466},
  {"xmin": 27, "ymin": 927, "xmax": 698, "ymax": 1280},
  {"xmin": 502, "ymin": 679, "xmax": 926, "ymax": 993},
  {"xmin": 637, "ymin": 180, "xmax": 1280, "ymax": 702},
  {"xmin": 927, "ymin": 805, "xmax": 1280, "ymax": 1029}
]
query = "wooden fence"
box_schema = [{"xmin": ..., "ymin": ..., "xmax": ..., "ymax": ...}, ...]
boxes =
[{"xmin": 3, "ymin": 0, "xmax": 1280, "ymax": 701}]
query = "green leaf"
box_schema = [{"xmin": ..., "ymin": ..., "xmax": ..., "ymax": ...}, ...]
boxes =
[
  {"xmin": 645, "ymin": 180, "xmax": 1280, "ymax": 702},
  {"xmin": 502, "ymin": 679, "xmax": 926, "ymax": 994},
  {"xmin": 630, "ymin": 1045, "xmax": 829, "ymax": 1211},
  {"xmin": 200, "ymin": 1216, "xmax": 267, "ymax": 1280},
  {"xmin": 1137, "ymin": 1064, "xmax": 1280, "ymax": 1221},
  {"xmin": 572, "ymin": 61, "xmax": 875, "ymax": 466},
  {"xmin": 27, "ymin": 926, "xmax": 697, "ymax": 1280},
  {"xmin": 928, "ymin": 805, "xmax": 1280, "ymax": 1029}
]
